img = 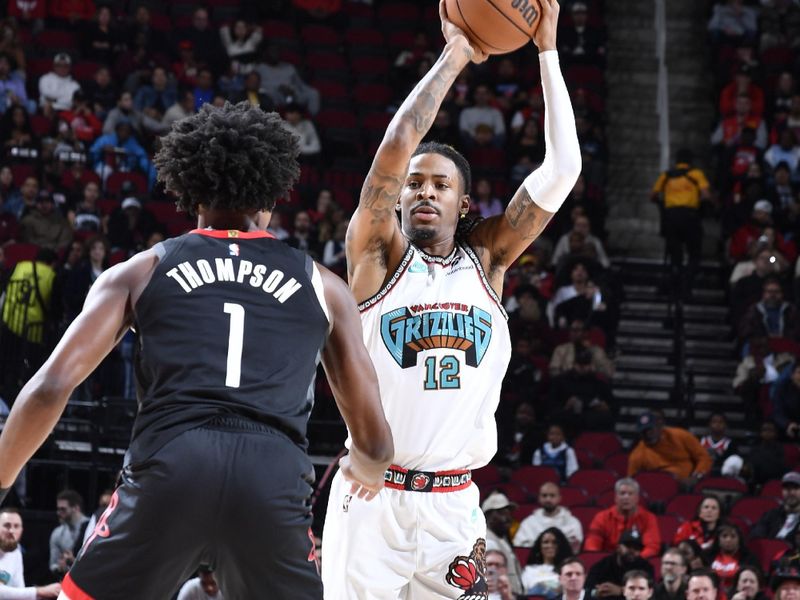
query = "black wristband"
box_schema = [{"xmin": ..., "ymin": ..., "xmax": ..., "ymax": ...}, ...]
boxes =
[{"xmin": 0, "ymin": 486, "xmax": 9, "ymax": 505}]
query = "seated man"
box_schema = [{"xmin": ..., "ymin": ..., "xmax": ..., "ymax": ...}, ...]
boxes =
[
  {"xmin": 750, "ymin": 471, "xmax": 800, "ymax": 541},
  {"xmin": 514, "ymin": 481, "xmax": 583, "ymax": 552},
  {"xmin": 585, "ymin": 531, "xmax": 654, "ymax": 600},
  {"xmin": 0, "ymin": 506, "xmax": 62, "ymax": 598},
  {"xmin": 627, "ymin": 411, "xmax": 712, "ymax": 485},
  {"xmin": 584, "ymin": 478, "xmax": 661, "ymax": 558}
]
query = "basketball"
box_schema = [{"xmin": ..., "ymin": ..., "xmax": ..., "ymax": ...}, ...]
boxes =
[{"xmin": 445, "ymin": 0, "xmax": 542, "ymax": 55}]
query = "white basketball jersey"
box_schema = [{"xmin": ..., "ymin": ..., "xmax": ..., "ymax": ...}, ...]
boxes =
[{"xmin": 357, "ymin": 241, "xmax": 511, "ymax": 471}]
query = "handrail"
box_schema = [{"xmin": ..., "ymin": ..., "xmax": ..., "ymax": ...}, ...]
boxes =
[{"xmin": 654, "ymin": 0, "xmax": 670, "ymax": 171}]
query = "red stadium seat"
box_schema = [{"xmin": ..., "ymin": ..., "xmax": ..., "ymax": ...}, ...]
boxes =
[
  {"xmin": 656, "ymin": 514, "xmax": 683, "ymax": 545},
  {"xmin": 386, "ymin": 30, "xmax": 416, "ymax": 52},
  {"xmin": 71, "ymin": 61, "xmax": 103, "ymax": 83},
  {"xmin": 352, "ymin": 83, "xmax": 393, "ymax": 108},
  {"xmin": 649, "ymin": 556, "xmax": 661, "ymax": 580},
  {"xmin": 515, "ymin": 546, "xmax": 532, "ymax": 567},
  {"xmin": 344, "ymin": 27, "xmax": 385, "ymax": 48},
  {"xmin": 559, "ymin": 486, "xmax": 589, "ymax": 507},
  {"xmin": 10, "ymin": 164, "xmax": 35, "ymax": 186},
  {"xmin": 785, "ymin": 443, "xmax": 800, "ymax": 468},
  {"xmin": 578, "ymin": 551, "xmax": 610, "ymax": 572},
  {"xmin": 514, "ymin": 503, "xmax": 538, "ymax": 523},
  {"xmin": 3, "ymin": 242, "xmax": 39, "ymax": 270},
  {"xmin": 730, "ymin": 497, "xmax": 780, "ymax": 524},
  {"xmin": 694, "ymin": 477, "xmax": 747, "ymax": 494},
  {"xmin": 300, "ymin": 24, "xmax": 341, "ymax": 47},
  {"xmin": 376, "ymin": 3, "xmax": 420, "ymax": 25},
  {"xmin": 96, "ymin": 199, "xmax": 119, "ymax": 216},
  {"xmin": 30, "ymin": 114, "xmax": 54, "ymax": 137},
  {"xmin": 575, "ymin": 447, "xmax": 595, "ymax": 469},
  {"xmin": 472, "ymin": 464, "xmax": 502, "ymax": 489},
  {"xmin": 759, "ymin": 479, "xmax": 784, "ymax": 500},
  {"xmin": 106, "ymin": 172, "xmax": 147, "ymax": 198},
  {"xmin": 313, "ymin": 80, "xmax": 350, "ymax": 110},
  {"xmin": 749, "ymin": 538, "xmax": 790, "ymax": 574},
  {"xmin": 467, "ymin": 147, "xmax": 508, "ymax": 178},
  {"xmin": 571, "ymin": 506, "xmax": 601, "ymax": 533},
  {"xmin": 568, "ymin": 469, "xmax": 617, "ymax": 496},
  {"xmin": 145, "ymin": 201, "xmax": 179, "ymax": 224},
  {"xmin": 603, "ymin": 453, "xmax": 629, "ymax": 478},
  {"xmin": 511, "ymin": 466, "xmax": 560, "ymax": 493},
  {"xmin": 109, "ymin": 249, "xmax": 128, "ymax": 265},
  {"xmin": 485, "ymin": 482, "xmax": 530, "ymax": 504},
  {"xmin": 665, "ymin": 494, "xmax": 704, "ymax": 521},
  {"xmin": 635, "ymin": 471, "xmax": 680, "ymax": 503},
  {"xmin": 35, "ymin": 30, "xmax": 78, "ymax": 51},
  {"xmin": 566, "ymin": 65, "xmax": 605, "ymax": 90},
  {"xmin": 261, "ymin": 19, "xmax": 295, "ymax": 40},
  {"xmin": 574, "ymin": 432, "xmax": 623, "ymax": 460},
  {"xmin": 728, "ymin": 515, "xmax": 751, "ymax": 538},
  {"xmin": 350, "ymin": 56, "xmax": 390, "ymax": 82}
]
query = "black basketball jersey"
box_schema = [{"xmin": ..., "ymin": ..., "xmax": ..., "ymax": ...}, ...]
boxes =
[{"xmin": 127, "ymin": 229, "xmax": 330, "ymax": 463}]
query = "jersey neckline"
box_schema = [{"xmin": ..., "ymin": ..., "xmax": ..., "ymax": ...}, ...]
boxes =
[{"xmin": 189, "ymin": 228, "xmax": 276, "ymax": 239}]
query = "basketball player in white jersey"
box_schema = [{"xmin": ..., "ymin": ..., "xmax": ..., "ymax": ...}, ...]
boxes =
[{"xmin": 322, "ymin": 0, "xmax": 579, "ymax": 598}]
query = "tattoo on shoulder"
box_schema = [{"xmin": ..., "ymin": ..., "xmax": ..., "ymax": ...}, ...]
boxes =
[{"xmin": 506, "ymin": 187, "xmax": 552, "ymax": 241}]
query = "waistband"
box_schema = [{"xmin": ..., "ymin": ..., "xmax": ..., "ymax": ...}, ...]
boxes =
[
  {"xmin": 203, "ymin": 414, "xmax": 301, "ymax": 444},
  {"xmin": 384, "ymin": 464, "xmax": 472, "ymax": 493}
]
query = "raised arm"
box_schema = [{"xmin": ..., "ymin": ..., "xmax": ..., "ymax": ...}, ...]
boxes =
[
  {"xmin": 318, "ymin": 266, "xmax": 393, "ymax": 499},
  {"xmin": 346, "ymin": 0, "xmax": 485, "ymax": 303},
  {"xmin": 0, "ymin": 251, "xmax": 158, "ymax": 503},
  {"xmin": 469, "ymin": 0, "xmax": 582, "ymax": 292}
]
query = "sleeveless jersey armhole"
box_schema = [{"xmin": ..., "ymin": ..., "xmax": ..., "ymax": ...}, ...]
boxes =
[
  {"xmin": 460, "ymin": 242, "xmax": 509, "ymax": 320},
  {"xmin": 309, "ymin": 260, "xmax": 332, "ymax": 335}
]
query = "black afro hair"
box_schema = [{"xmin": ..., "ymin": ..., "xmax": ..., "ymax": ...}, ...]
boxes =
[{"xmin": 154, "ymin": 101, "xmax": 300, "ymax": 214}]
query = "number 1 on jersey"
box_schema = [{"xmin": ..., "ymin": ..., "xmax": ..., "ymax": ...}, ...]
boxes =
[{"xmin": 223, "ymin": 303, "xmax": 245, "ymax": 388}]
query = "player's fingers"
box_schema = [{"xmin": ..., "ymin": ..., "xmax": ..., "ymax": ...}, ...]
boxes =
[
  {"xmin": 349, "ymin": 481, "xmax": 360, "ymax": 495},
  {"xmin": 364, "ymin": 489, "xmax": 378, "ymax": 502}
]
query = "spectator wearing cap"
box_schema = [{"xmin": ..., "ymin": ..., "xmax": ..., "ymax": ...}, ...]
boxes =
[
  {"xmin": 106, "ymin": 197, "xmax": 157, "ymax": 254},
  {"xmin": 751, "ymin": 472, "xmax": 800, "ymax": 540},
  {"xmin": 773, "ymin": 363, "xmax": 800, "ymax": 440},
  {"xmin": 585, "ymin": 530, "xmax": 655, "ymax": 600},
  {"xmin": 584, "ymin": 478, "xmax": 661, "ymax": 558},
  {"xmin": 19, "ymin": 190, "xmax": 73, "ymax": 251},
  {"xmin": 483, "ymin": 491, "xmax": 524, "ymax": 596},
  {"xmin": 772, "ymin": 558, "xmax": 800, "ymax": 600},
  {"xmin": 627, "ymin": 411, "xmax": 712, "ymax": 485},
  {"xmin": 720, "ymin": 65, "xmax": 765, "ymax": 118},
  {"xmin": 38, "ymin": 53, "xmax": 81, "ymax": 112},
  {"xmin": 738, "ymin": 277, "xmax": 800, "ymax": 341},
  {"xmin": 730, "ymin": 200, "xmax": 797, "ymax": 263},
  {"xmin": 557, "ymin": 2, "xmax": 606, "ymax": 67}
]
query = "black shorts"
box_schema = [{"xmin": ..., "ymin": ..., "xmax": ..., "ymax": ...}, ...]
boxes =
[{"xmin": 63, "ymin": 418, "xmax": 323, "ymax": 600}]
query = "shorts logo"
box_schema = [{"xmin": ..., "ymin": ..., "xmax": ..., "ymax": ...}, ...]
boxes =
[
  {"xmin": 445, "ymin": 538, "xmax": 487, "ymax": 600},
  {"xmin": 79, "ymin": 489, "xmax": 120, "ymax": 558},
  {"xmin": 410, "ymin": 473, "xmax": 430, "ymax": 491},
  {"xmin": 342, "ymin": 494, "xmax": 352, "ymax": 513},
  {"xmin": 380, "ymin": 305, "xmax": 492, "ymax": 368}
]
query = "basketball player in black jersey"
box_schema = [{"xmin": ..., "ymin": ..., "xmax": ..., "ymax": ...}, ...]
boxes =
[{"xmin": 0, "ymin": 102, "xmax": 394, "ymax": 599}]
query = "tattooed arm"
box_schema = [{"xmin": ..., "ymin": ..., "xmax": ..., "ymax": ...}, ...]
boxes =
[
  {"xmin": 469, "ymin": 0, "xmax": 581, "ymax": 296},
  {"xmin": 346, "ymin": 0, "xmax": 485, "ymax": 303}
]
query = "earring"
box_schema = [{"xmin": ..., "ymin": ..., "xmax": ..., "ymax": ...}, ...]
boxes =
[
  {"xmin": 460, "ymin": 212, "xmax": 466, "ymax": 219},
  {"xmin": 395, "ymin": 205, "xmax": 401, "ymax": 211}
]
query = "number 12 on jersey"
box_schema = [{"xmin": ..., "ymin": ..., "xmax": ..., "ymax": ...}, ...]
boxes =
[{"xmin": 423, "ymin": 355, "xmax": 461, "ymax": 390}]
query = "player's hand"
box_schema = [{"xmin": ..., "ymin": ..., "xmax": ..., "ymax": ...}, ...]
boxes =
[
  {"xmin": 339, "ymin": 450, "xmax": 386, "ymax": 501},
  {"xmin": 36, "ymin": 583, "xmax": 61, "ymax": 599},
  {"xmin": 532, "ymin": 0, "xmax": 559, "ymax": 52},
  {"xmin": 439, "ymin": 0, "xmax": 488, "ymax": 64}
]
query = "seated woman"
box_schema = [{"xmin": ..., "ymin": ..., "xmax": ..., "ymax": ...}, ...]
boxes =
[
  {"xmin": 673, "ymin": 496, "xmax": 723, "ymax": 551},
  {"xmin": 521, "ymin": 527, "xmax": 573, "ymax": 598},
  {"xmin": 705, "ymin": 521, "xmax": 758, "ymax": 590},
  {"xmin": 730, "ymin": 565, "xmax": 769, "ymax": 600}
]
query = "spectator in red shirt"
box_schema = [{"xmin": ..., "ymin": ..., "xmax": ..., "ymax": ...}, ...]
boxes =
[
  {"xmin": 704, "ymin": 522, "xmax": 757, "ymax": 591},
  {"xmin": 720, "ymin": 65, "xmax": 765, "ymax": 118},
  {"xmin": 50, "ymin": 0, "xmax": 95, "ymax": 23},
  {"xmin": 584, "ymin": 477, "xmax": 661, "ymax": 558},
  {"xmin": 673, "ymin": 496, "xmax": 723, "ymax": 552},
  {"xmin": 729, "ymin": 200, "xmax": 797, "ymax": 263}
]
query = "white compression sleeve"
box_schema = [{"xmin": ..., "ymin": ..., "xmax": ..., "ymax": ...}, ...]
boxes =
[{"xmin": 522, "ymin": 50, "xmax": 582, "ymax": 213}]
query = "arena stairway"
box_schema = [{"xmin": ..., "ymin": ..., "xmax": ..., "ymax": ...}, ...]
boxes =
[{"xmin": 610, "ymin": 257, "xmax": 746, "ymax": 448}]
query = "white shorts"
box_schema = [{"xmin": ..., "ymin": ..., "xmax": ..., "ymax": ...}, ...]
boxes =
[{"xmin": 321, "ymin": 470, "xmax": 487, "ymax": 600}]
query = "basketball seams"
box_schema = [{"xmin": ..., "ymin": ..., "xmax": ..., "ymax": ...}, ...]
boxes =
[
  {"xmin": 454, "ymin": 0, "xmax": 509, "ymax": 53},
  {"xmin": 482, "ymin": 0, "xmax": 533, "ymax": 38}
]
